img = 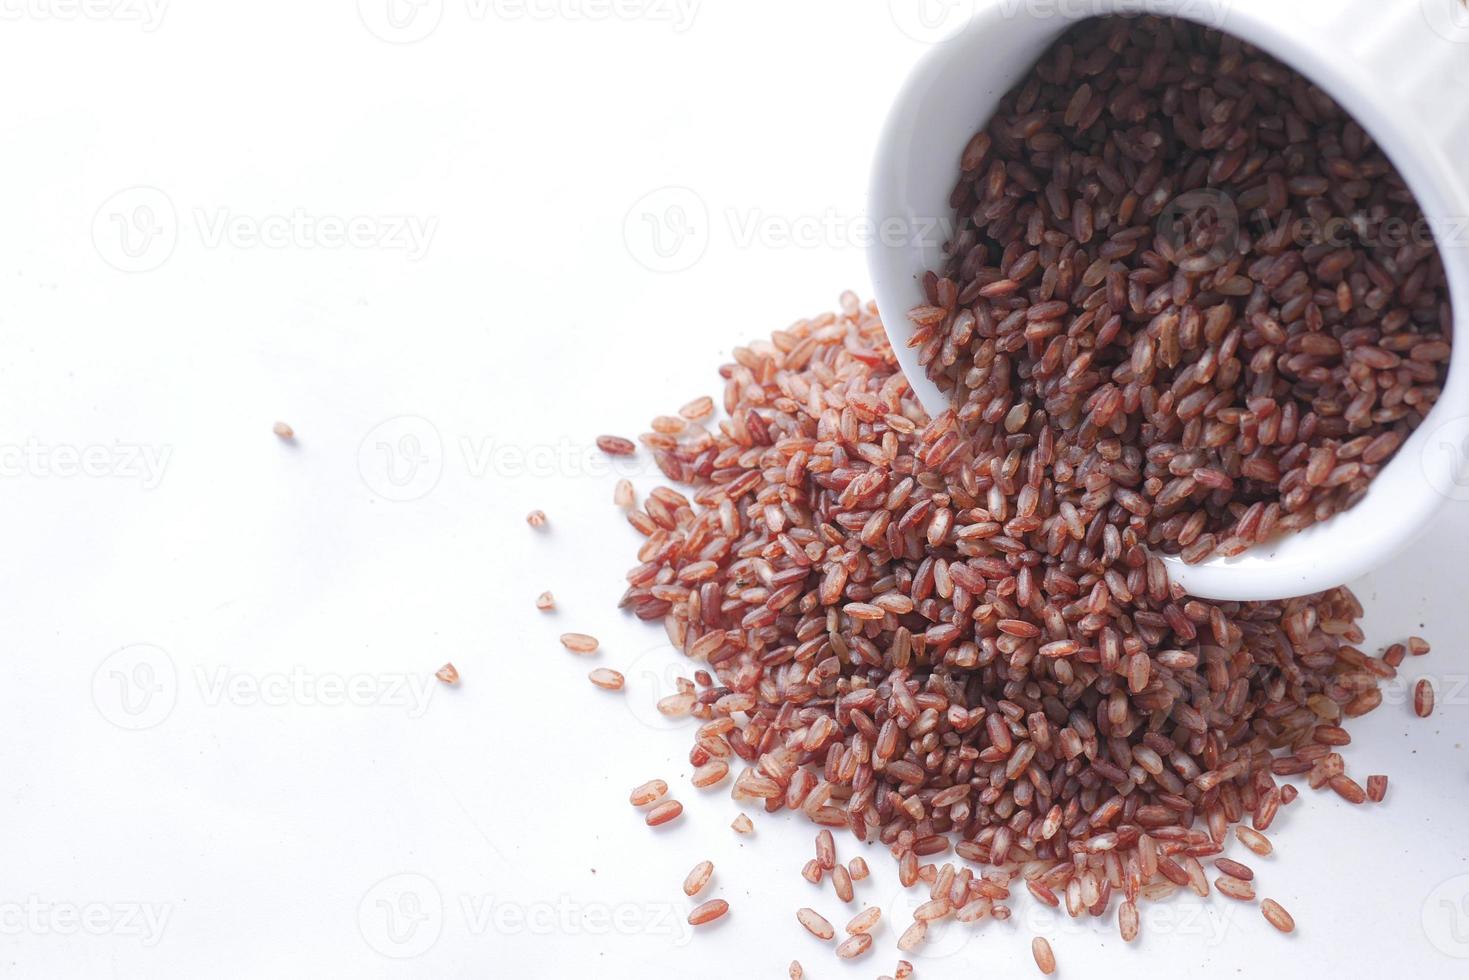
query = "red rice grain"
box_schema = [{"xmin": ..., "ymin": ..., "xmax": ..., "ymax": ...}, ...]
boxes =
[
  {"xmin": 628, "ymin": 779, "xmax": 667, "ymax": 807},
  {"xmin": 559, "ymin": 633, "xmax": 599, "ymax": 654},
  {"xmin": 1235, "ymin": 826, "xmax": 1273, "ymax": 857},
  {"xmin": 434, "ymin": 663, "xmax": 459, "ymax": 685},
  {"xmin": 1119, "ymin": 900, "xmax": 1139, "ymax": 942},
  {"xmin": 688, "ymin": 899, "xmax": 728, "ymax": 926},
  {"xmin": 815, "ymin": 830, "xmax": 835, "ymax": 870},
  {"xmin": 1216, "ymin": 875, "xmax": 1256, "ymax": 901},
  {"xmin": 683, "ymin": 860, "xmax": 714, "ymax": 897},
  {"xmin": 1215, "ymin": 859, "xmax": 1254, "ymax": 882},
  {"xmin": 831, "ymin": 864, "xmax": 854, "ymax": 903},
  {"xmin": 596, "ymin": 435, "xmax": 637, "ymax": 457},
  {"xmin": 1415, "ymin": 679, "xmax": 1435, "ymax": 717},
  {"xmin": 1261, "ymin": 899, "xmax": 1295, "ymax": 934},
  {"xmin": 897, "ymin": 920, "xmax": 928, "ymax": 952},
  {"xmin": 587, "ymin": 668, "xmax": 624, "ymax": 690},
  {"xmin": 835, "ymin": 933, "xmax": 873, "ymax": 960},
  {"xmin": 614, "ymin": 479, "xmax": 636, "ymax": 509},
  {"xmin": 846, "ymin": 907, "xmax": 881, "ymax": 935},
  {"xmin": 796, "ymin": 908, "xmax": 834, "ymax": 940},
  {"xmin": 535, "ymin": 590, "xmax": 555, "ymax": 612},
  {"xmin": 730, "ymin": 813, "xmax": 753, "ymax": 835},
  {"xmin": 1032, "ymin": 937, "xmax": 1056, "ymax": 976},
  {"xmin": 645, "ymin": 800, "xmax": 683, "ymax": 826},
  {"xmin": 1366, "ymin": 775, "xmax": 1388, "ymax": 802},
  {"xmin": 692, "ymin": 760, "xmax": 730, "ymax": 788},
  {"xmin": 525, "ymin": 510, "xmax": 547, "ymax": 528}
]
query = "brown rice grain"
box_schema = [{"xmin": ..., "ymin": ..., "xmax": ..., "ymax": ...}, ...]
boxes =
[
  {"xmin": 614, "ymin": 479, "xmax": 636, "ymax": 509},
  {"xmin": 1235, "ymin": 826, "xmax": 1273, "ymax": 856},
  {"xmin": 846, "ymin": 907, "xmax": 881, "ymax": 935},
  {"xmin": 645, "ymin": 800, "xmax": 683, "ymax": 827},
  {"xmin": 1415, "ymin": 679, "xmax": 1435, "ymax": 717},
  {"xmin": 683, "ymin": 860, "xmax": 714, "ymax": 897},
  {"xmin": 796, "ymin": 908, "xmax": 834, "ymax": 941},
  {"xmin": 1032, "ymin": 937, "xmax": 1056, "ymax": 976},
  {"xmin": 1261, "ymin": 899, "xmax": 1295, "ymax": 934},
  {"xmin": 587, "ymin": 668, "xmax": 624, "ymax": 690},
  {"xmin": 560, "ymin": 632, "xmax": 599, "ymax": 654},
  {"xmin": 596, "ymin": 435, "xmax": 637, "ymax": 456},
  {"xmin": 1216, "ymin": 875, "xmax": 1256, "ymax": 901},
  {"xmin": 628, "ymin": 779, "xmax": 667, "ymax": 807},
  {"xmin": 687, "ymin": 899, "xmax": 727, "ymax": 926},
  {"xmin": 434, "ymin": 663, "xmax": 459, "ymax": 685}
]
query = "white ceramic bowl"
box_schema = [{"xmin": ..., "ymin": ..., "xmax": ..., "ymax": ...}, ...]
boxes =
[{"xmin": 867, "ymin": 0, "xmax": 1469, "ymax": 601}]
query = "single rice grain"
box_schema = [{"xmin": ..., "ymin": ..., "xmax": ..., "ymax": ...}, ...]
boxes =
[
  {"xmin": 683, "ymin": 860, "xmax": 714, "ymax": 897},
  {"xmin": 688, "ymin": 899, "xmax": 727, "ymax": 926},
  {"xmin": 796, "ymin": 908, "xmax": 834, "ymax": 941},
  {"xmin": 1262, "ymin": 899, "xmax": 1295, "ymax": 934},
  {"xmin": 1032, "ymin": 937, "xmax": 1056, "ymax": 976}
]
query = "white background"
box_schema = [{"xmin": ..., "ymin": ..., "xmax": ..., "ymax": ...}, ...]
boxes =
[{"xmin": 0, "ymin": 1, "xmax": 1466, "ymax": 977}]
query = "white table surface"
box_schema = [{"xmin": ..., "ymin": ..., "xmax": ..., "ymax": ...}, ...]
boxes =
[{"xmin": 0, "ymin": 1, "xmax": 1465, "ymax": 977}]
